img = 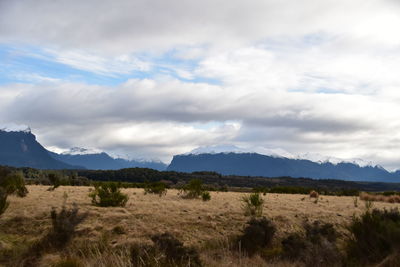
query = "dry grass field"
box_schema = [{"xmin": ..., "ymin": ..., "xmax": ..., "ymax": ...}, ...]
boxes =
[{"xmin": 1, "ymin": 185, "xmax": 400, "ymax": 266}]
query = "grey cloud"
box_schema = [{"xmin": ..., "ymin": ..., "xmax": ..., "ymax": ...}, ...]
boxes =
[{"xmin": 1, "ymin": 0, "xmax": 399, "ymax": 53}]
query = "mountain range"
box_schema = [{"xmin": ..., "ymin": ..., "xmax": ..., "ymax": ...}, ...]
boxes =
[
  {"xmin": 1, "ymin": 129, "xmax": 400, "ymax": 182},
  {"xmin": 0, "ymin": 129, "xmax": 166, "ymax": 170},
  {"xmin": 168, "ymin": 152, "xmax": 400, "ymax": 183}
]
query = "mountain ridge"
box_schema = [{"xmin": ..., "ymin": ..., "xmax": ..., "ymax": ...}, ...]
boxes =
[{"xmin": 168, "ymin": 152, "xmax": 400, "ymax": 183}]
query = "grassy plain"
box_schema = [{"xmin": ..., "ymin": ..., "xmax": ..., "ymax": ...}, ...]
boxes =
[{"xmin": 1, "ymin": 185, "xmax": 399, "ymax": 266}]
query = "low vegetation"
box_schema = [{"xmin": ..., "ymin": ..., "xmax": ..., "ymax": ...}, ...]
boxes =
[
  {"xmin": 180, "ymin": 179, "xmax": 211, "ymax": 201},
  {"xmin": 241, "ymin": 192, "xmax": 264, "ymax": 217},
  {"xmin": 360, "ymin": 191, "xmax": 400, "ymax": 203},
  {"xmin": 0, "ymin": 188, "xmax": 9, "ymax": 216},
  {"xmin": 1, "ymin": 173, "xmax": 400, "ymax": 266},
  {"xmin": 0, "ymin": 167, "xmax": 28, "ymax": 216},
  {"xmin": 89, "ymin": 182, "xmax": 128, "ymax": 207},
  {"xmin": 281, "ymin": 221, "xmax": 340, "ymax": 266},
  {"xmin": 144, "ymin": 181, "xmax": 168, "ymax": 197},
  {"xmin": 345, "ymin": 208, "xmax": 400, "ymax": 266},
  {"xmin": 238, "ymin": 217, "xmax": 276, "ymax": 256}
]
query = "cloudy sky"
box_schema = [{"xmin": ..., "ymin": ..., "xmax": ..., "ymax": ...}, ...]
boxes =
[{"xmin": 1, "ymin": 0, "xmax": 400, "ymax": 169}]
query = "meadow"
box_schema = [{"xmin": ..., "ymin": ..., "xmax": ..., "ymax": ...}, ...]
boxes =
[{"xmin": 1, "ymin": 185, "xmax": 400, "ymax": 266}]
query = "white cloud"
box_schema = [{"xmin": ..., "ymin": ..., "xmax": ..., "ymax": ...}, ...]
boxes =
[{"xmin": 1, "ymin": 0, "xmax": 400, "ymax": 169}]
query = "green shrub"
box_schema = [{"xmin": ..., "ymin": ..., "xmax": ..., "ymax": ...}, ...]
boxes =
[
  {"xmin": 144, "ymin": 181, "xmax": 167, "ymax": 197},
  {"xmin": 180, "ymin": 179, "xmax": 210, "ymax": 201},
  {"xmin": 281, "ymin": 221, "xmax": 340, "ymax": 266},
  {"xmin": 241, "ymin": 193, "xmax": 264, "ymax": 217},
  {"xmin": 0, "ymin": 188, "xmax": 9, "ymax": 216},
  {"xmin": 0, "ymin": 171, "xmax": 28, "ymax": 197},
  {"xmin": 345, "ymin": 208, "xmax": 400, "ymax": 265},
  {"xmin": 201, "ymin": 191, "xmax": 211, "ymax": 201},
  {"xmin": 90, "ymin": 182, "xmax": 128, "ymax": 207},
  {"xmin": 238, "ymin": 217, "xmax": 276, "ymax": 256},
  {"xmin": 181, "ymin": 179, "xmax": 203, "ymax": 198}
]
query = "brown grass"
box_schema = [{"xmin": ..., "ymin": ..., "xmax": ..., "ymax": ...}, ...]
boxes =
[
  {"xmin": 359, "ymin": 192, "xmax": 400, "ymax": 204},
  {"xmin": 1, "ymin": 186, "xmax": 399, "ymax": 266}
]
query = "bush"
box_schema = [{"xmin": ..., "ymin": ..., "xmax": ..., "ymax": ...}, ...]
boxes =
[
  {"xmin": 181, "ymin": 179, "xmax": 203, "ymax": 198},
  {"xmin": 0, "ymin": 171, "xmax": 28, "ymax": 197},
  {"xmin": 0, "ymin": 188, "xmax": 9, "ymax": 216},
  {"xmin": 180, "ymin": 179, "xmax": 210, "ymax": 201},
  {"xmin": 131, "ymin": 232, "xmax": 202, "ymax": 266},
  {"xmin": 90, "ymin": 182, "xmax": 128, "ymax": 207},
  {"xmin": 144, "ymin": 181, "xmax": 167, "ymax": 197},
  {"xmin": 282, "ymin": 221, "xmax": 340, "ymax": 266},
  {"xmin": 48, "ymin": 204, "xmax": 88, "ymax": 249},
  {"xmin": 47, "ymin": 173, "xmax": 62, "ymax": 191},
  {"xmin": 345, "ymin": 208, "xmax": 400, "ymax": 265},
  {"xmin": 238, "ymin": 217, "xmax": 276, "ymax": 256},
  {"xmin": 241, "ymin": 193, "xmax": 264, "ymax": 217},
  {"xmin": 201, "ymin": 191, "xmax": 211, "ymax": 201}
]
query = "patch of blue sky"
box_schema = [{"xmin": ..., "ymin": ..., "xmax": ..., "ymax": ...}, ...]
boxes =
[
  {"xmin": 190, "ymin": 121, "xmax": 224, "ymax": 130},
  {"xmin": 0, "ymin": 44, "xmax": 149, "ymax": 85},
  {"xmin": 0, "ymin": 44, "xmax": 221, "ymax": 86}
]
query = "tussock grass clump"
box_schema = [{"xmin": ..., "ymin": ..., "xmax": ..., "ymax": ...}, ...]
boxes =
[
  {"xmin": 180, "ymin": 179, "xmax": 211, "ymax": 201},
  {"xmin": 241, "ymin": 193, "xmax": 264, "ymax": 217},
  {"xmin": 282, "ymin": 221, "xmax": 340, "ymax": 266},
  {"xmin": 90, "ymin": 182, "xmax": 128, "ymax": 207},
  {"xmin": 144, "ymin": 181, "xmax": 168, "ymax": 197},
  {"xmin": 345, "ymin": 208, "xmax": 400, "ymax": 266},
  {"xmin": 309, "ymin": 190, "xmax": 319, "ymax": 198},
  {"xmin": 238, "ymin": 217, "xmax": 276, "ymax": 256},
  {"xmin": 131, "ymin": 232, "xmax": 202, "ymax": 267}
]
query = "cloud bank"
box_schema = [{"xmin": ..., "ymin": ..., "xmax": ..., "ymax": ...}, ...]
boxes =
[{"xmin": 1, "ymin": 0, "xmax": 400, "ymax": 169}]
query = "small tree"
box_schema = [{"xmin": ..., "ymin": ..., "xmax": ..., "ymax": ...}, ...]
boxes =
[
  {"xmin": 241, "ymin": 193, "xmax": 264, "ymax": 217},
  {"xmin": 90, "ymin": 182, "xmax": 128, "ymax": 207}
]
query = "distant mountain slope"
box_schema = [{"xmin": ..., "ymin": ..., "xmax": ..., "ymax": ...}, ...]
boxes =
[
  {"xmin": 167, "ymin": 152, "xmax": 400, "ymax": 182},
  {"xmin": 49, "ymin": 151, "xmax": 167, "ymax": 171},
  {"xmin": 0, "ymin": 130, "xmax": 78, "ymax": 169}
]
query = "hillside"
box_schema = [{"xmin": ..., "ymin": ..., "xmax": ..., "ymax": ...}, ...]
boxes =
[
  {"xmin": 168, "ymin": 152, "xmax": 400, "ymax": 183},
  {"xmin": 0, "ymin": 130, "xmax": 78, "ymax": 169}
]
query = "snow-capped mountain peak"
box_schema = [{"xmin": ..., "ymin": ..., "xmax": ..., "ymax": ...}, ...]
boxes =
[
  {"xmin": 0, "ymin": 123, "xmax": 31, "ymax": 133},
  {"xmin": 185, "ymin": 144, "xmax": 293, "ymax": 158},
  {"xmin": 61, "ymin": 147, "xmax": 102, "ymax": 155},
  {"xmin": 296, "ymin": 152, "xmax": 373, "ymax": 167},
  {"xmin": 184, "ymin": 145, "xmax": 375, "ymax": 168}
]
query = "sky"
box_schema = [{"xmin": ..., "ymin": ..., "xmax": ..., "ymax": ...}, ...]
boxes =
[{"xmin": 1, "ymin": 0, "xmax": 400, "ymax": 169}]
